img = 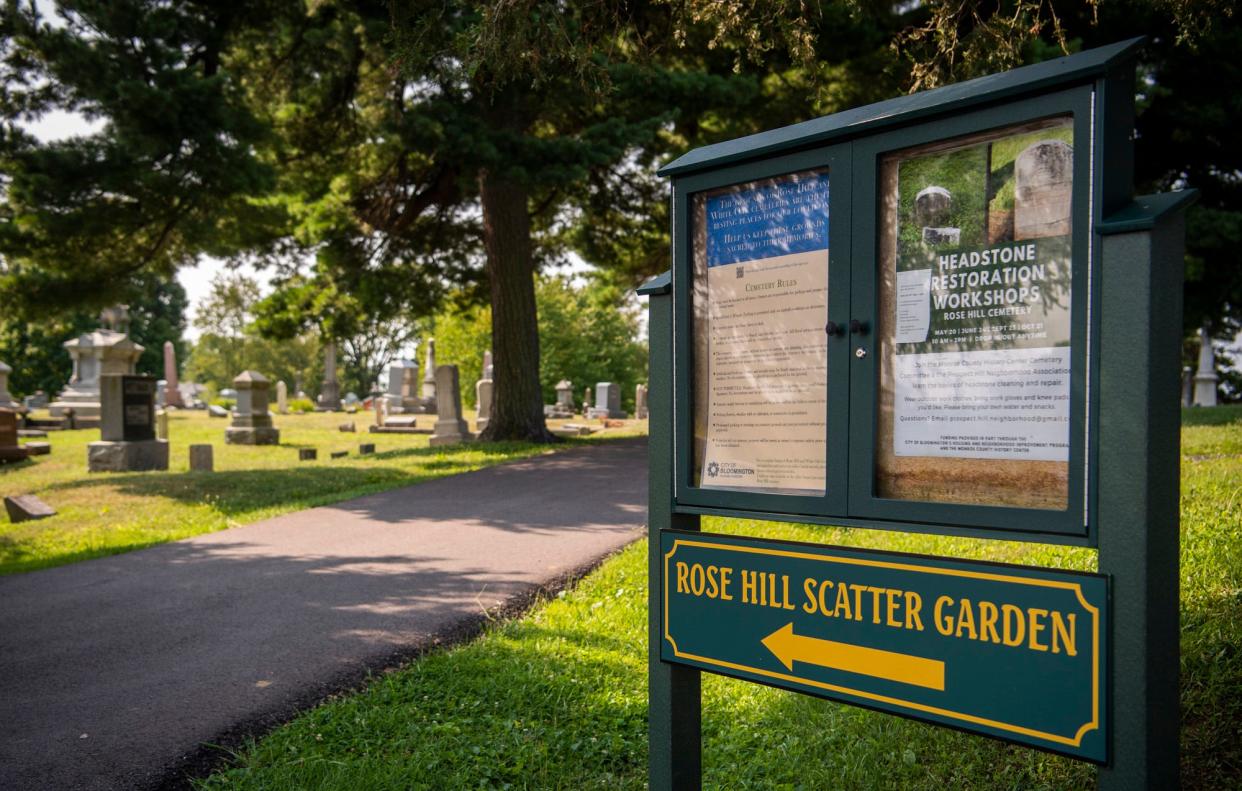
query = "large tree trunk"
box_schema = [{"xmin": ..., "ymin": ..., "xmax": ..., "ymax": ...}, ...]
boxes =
[{"xmin": 477, "ymin": 167, "xmax": 557, "ymax": 442}]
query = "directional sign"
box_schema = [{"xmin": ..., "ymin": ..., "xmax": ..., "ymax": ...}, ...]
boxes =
[{"xmin": 661, "ymin": 531, "xmax": 1109, "ymax": 762}]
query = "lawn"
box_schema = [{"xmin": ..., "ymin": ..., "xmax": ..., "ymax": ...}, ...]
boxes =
[
  {"xmin": 198, "ymin": 406, "xmax": 1241, "ymax": 790},
  {"xmin": 0, "ymin": 409, "xmax": 645, "ymax": 575}
]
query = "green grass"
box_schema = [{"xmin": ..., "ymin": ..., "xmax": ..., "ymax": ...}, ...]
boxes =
[
  {"xmin": 0, "ymin": 409, "xmax": 646, "ymax": 575},
  {"xmin": 198, "ymin": 406, "xmax": 1242, "ymax": 790}
]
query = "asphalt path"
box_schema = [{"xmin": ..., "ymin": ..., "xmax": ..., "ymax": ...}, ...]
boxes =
[{"xmin": 0, "ymin": 438, "xmax": 647, "ymax": 790}]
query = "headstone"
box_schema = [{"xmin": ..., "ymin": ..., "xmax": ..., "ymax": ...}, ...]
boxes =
[
  {"xmin": 316, "ymin": 341, "xmax": 342, "ymax": 411},
  {"xmin": 545, "ymin": 378, "xmax": 575, "ymax": 419},
  {"xmin": 636, "ymin": 383, "xmax": 649, "ymax": 419},
  {"xmin": 225, "ymin": 371, "xmax": 280, "ymax": 445},
  {"xmin": 583, "ymin": 386, "xmax": 593, "ymax": 415},
  {"xmin": 208, "ymin": 404, "xmax": 229, "ymax": 418},
  {"xmin": 1193, "ymin": 325, "xmax": 1219, "ymax": 407},
  {"xmin": 277, "ymin": 380, "xmax": 289, "ymax": 414},
  {"xmin": 220, "ymin": 388, "xmax": 238, "ymax": 399},
  {"xmin": 420, "ymin": 338, "xmax": 438, "ymax": 412},
  {"xmin": 1014, "ymin": 140, "xmax": 1073, "ymax": 239},
  {"xmin": 299, "ymin": 448, "xmax": 317, "ymax": 461},
  {"xmin": 339, "ymin": 421, "xmax": 356, "ymax": 433},
  {"xmin": 344, "ymin": 392, "xmax": 360, "ymax": 406},
  {"xmin": 162, "ymin": 341, "xmax": 184, "ymax": 408},
  {"xmin": 156, "ymin": 409, "xmax": 169, "ymax": 440},
  {"xmin": 359, "ymin": 443, "xmax": 375, "ymax": 455},
  {"xmin": 1182, "ymin": 366, "xmax": 1194, "ymax": 408},
  {"xmin": 429, "ymin": 365, "xmax": 474, "ymax": 447},
  {"xmin": 49, "ymin": 306, "xmax": 144, "ymax": 420},
  {"xmin": 375, "ymin": 395, "xmax": 386, "ymax": 427},
  {"xmin": 23, "ymin": 441, "xmax": 50, "ymax": 456},
  {"xmin": 189, "ymin": 444, "xmax": 214, "ymax": 471},
  {"xmin": 0, "ymin": 408, "xmax": 30, "ymax": 464},
  {"xmin": 23, "ymin": 391, "xmax": 48, "ymax": 410},
  {"xmin": 921, "ymin": 226, "xmax": 961, "ymax": 246},
  {"xmin": 5, "ymin": 494, "xmax": 55, "ymax": 523},
  {"xmin": 475, "ymin": 352, "xmax": 494, "ymax": 432},
  {"xmin": 18, "ymin": 429, "xmax": 47, "ymax": 438},
  {"xmin": 0, "ymin": 361, "xmax": 18, "ymax": 409},
  {"xmin": 330, "ymin": 450, "xmax": 348, "ymax": 459},
  {"xmin": 914, "ymin": 185, "xmax": 952, "ymax": 227},
  {"xmin": 588, "ymin": 382, "xmax": 626, "ymax": 419},
  {"xmin": 381, "ymin": 359, "xmax": 420, "ymax": 414},
  {"xmin": 87, "ymin": 374, "xmax": 169, "ymax": 472}
]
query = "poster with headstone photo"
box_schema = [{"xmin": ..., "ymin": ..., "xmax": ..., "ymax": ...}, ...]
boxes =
[{"xmin": 876, "ymin": 118, "xmax": 1075, "ymax": 508}]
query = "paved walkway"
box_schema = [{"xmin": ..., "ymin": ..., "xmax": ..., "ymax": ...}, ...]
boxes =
[{"xmin": 0, "ymin": 438, "xmax": 647, "ymax": 791}]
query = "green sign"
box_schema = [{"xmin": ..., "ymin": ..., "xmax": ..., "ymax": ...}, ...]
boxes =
[{"xmin": 661, "ymin": 531, "xmax": 1108, "ymax": 761}]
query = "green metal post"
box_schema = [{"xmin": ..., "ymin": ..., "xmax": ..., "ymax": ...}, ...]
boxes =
[
  {"xmin": 644, "ymin": 274, "xmax": 702, "ymax": 790},
  {"xmin": 1096, "ymin": 193, "xmax": 1194, "ymax": 789}
]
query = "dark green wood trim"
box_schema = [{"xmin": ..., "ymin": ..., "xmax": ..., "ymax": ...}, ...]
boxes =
[
  {"xmin": 646, "ymin": 280, "xmax": 702, "ymax": 790},
  {"xmin": 659, "ymin": 39, "xmax": 1142, "ymax": 177},
  {"xmin": 638, "ymin": 270, "xmax": 672, "ymax": 296},
  {"xmin": 1097, "ymin": 191, "xmax": 1199, "ymax": 234},
  {"xmin": 1095, "ymin": 208, "xmax": 1186, "ymax": 788}
]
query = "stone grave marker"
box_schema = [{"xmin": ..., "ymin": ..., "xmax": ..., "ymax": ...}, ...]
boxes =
[
  {"xmin": 588, "ymin": 382, "xmax": 626, "ymax": 419},
  {"xmin": 636, "ymin": 383, "xmax": 649, "ymax": 419},
  {"xmin": 225, "ymin": 371, "xmax": 280, "ymax": 445},
  {"xmin": 88, "ymin": 374, "xmax": 169, "ymax": 472},
  {"xmin": 359, "ymin": 443, "xmax": 375, "ymax": 455},
  {"xmin": 545, "ymin": 379, "xmax": 575, "ymax": 419},
  {"xmin": 1014, "ymin": 139, "xmax": 1073, "ymax": 239},
  {"xmin": 419, "ymin": 338, "xmax": 438, "ymax": 413},
  {"xmin": 429, "ymin": 365, "xmax": 474, "ymax": 447},
  {"xmin": 0, "ymin": 408, "xmax": 29, "ymax": 463},
  {"xmin": 189, "ymin": 444, "xmax": 214, "ymax": 471},
  {"xmin": 317, "ymin": 341, "xmax": 342, "ymax": 411},
  {"xmin": 5, "ymin": 494, "xmax": 55, "ymax": 523},
  {"xmin": 277, "ymin": 380, "xmax": 288, "ymax": 414},
  {"xmin": 156, "ymin": 409, "xmax": 169, "ymax": 440},
  {"xmin": 299, "ymin": 448, "xmax": 317, "ymax": 461},
  {"xmin": 23, "ymin": 442, "xmax": 50, "ymax": 456},
  {"xmin": 339, "ymin": 421, "xmax": 356, "ymax": 433},
  {"xmin": 163, "ymin": 341, "xmax": 184, "ymax": 408},
  {"xmin": 0, "ymin": 361, "xmax": 18, "ymax": 409},
  {"xmin": 330, "ymin": 450, "xmax": 348, "ymax": 459},
  {"xmin": 1193, "ymin": 325, "xmax": 1218, "ymax": 407},
  {"xmin": 50, "ymin": 306, "xmax": 144, "ymax": 421}
]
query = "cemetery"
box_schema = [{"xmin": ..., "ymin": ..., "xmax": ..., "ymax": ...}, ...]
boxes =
[{"xmin": 1, "ymin": 6, "xmax": 1240, "ymax": 791}]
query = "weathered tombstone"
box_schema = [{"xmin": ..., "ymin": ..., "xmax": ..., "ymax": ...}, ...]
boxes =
[
  {"xmin": 636, "ymin": 383, "xmax": 649, "ymax": 419},
  {"xmin": 420, "ymin": 338, "xmax": 438, "ymax": 413},
  {"xmin": 475, "ymin": 352, "xmax": 494, "ymax": 432},
  {"xmin": 24, "ymin": 390, "xmax": 48, "ymax": 410},
  {"xmin": 87, "ymin": 374, "xmax": 169, "ymax": 472},
  {"xmin": 156, "ymin": 409, "xmax": 169, "ymax": 440},
  {"xmin": 545, "ymin": 378, "xmax": 575, "ymax": 419},
  {"xmin": 317, "ymin": 341, "xmax": 342, "ymax": 411},
  {"xmin": 921, "ymin": 226, "xmax": 961, "ymax": 245},
  {"xmin": 1181, "ymin": 366, "xmax": 1194, "ymax": 407},
  {"xmin": 162, "ymin": 341, "xmax": 184, "ymax": 408},
  {"xmin": 225, "ymin": 371, "xmax": 280, "ymax": 445},
  {"xmin": 330, "ymin": 450, "xmax": 348, "ymax": 459},
  {"xmin": 913, "ymin": 185, "xmax": 952, "ymax": 226},
  {"xmin": 0, "ymin": 408, "xmax": 29, "ymax": 464},
  {"xmin": 208, "ymin": 404, "xmax": 229, "ymax": 418},
  {"xmin": 5, "ymin": 494, "xmax": 55, "ymax": 523},
  {"xmin": 0, "ymin": 361, "xmax": 18, "ymax": 409},
  {"xmin": 23, "ymin": 442, "xmax": 50, "ymax": 456},
  {"xmin": 276, "ymin": 380, "xmax": 289, "ymax": 415},
  {"xmin": 1014, "ymin": 139, "xmax": 1073, "ymax": 239},
  {"xmin": 189, "ymin": 444, "xmax": 214, "ymax": 472},
  {"xmin": 375, "ymin": 395, "xmax": 386, "ymax": 427},
  {"xmin": 429, "ymin": 365, "xmax": 474, "ymax": 447},
  {"xmin": 1193, "ymin": 325, "xmax": 1219, "ymax": 407},
  {"xmin": 339, "ymin": 421, "xmax": 356, "ymax": 433},
  {"xmin": 381, "ymin": 359, "xmax": 420, "ymax": 414},
  {"xmin": 299, "ymin": 448, "xmax": 317, "ymax": 461},
  {"xmin": 359, "ymin": 443, "xmax": 375, "ymax": 455},
  {"xmin": 343, "ymin": 392, "xmax": 360, "ymax": 407},
  {"xmin": 588, "ymin": 382, "xmax": 626, "ymax": 419},
  {"xmin": 583, "ymin": 385, "xmax": 593, "ymax": 415},
  {"xmin": 49, "ymin": 306, "xmax": 144, "ymax": 420}
]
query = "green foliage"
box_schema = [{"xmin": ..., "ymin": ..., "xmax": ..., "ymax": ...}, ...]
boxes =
[
  {"xmin": 430, "ymin": 275, "xmax": 647, "ymax": 411},
  {"xmin": 210, "ymin": 398, "xmax": 236, "ymax": 410},
  {"xmin": 287, "ymin": 397, "xmax": 315, "ymax": 414}
]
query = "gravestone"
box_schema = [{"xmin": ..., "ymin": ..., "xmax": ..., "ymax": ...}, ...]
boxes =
[
  {"xmin": 1193, "ymin": 325, "xmax": 1219, "ymax": 407},
  {"xmin": 189, "ymin": 444, "xmax": 213, "ymax": 472},
  {"xmin": 299, "ymin": 448, "xmax": 317, "ymax": 461},
  {"xmin": 545, "ymin": 378, "xmax": 574, "ymax": 419},
  {"xmin": 374, "ymin": 395, "xmax": 385, "ymax": 427},
  {"xmin": 49, "ymin": 306, "xmax": 144, "ymax": 420},
  {"xmin": 1182, "ymin": 366, "xmax": 1194, "ymax": 407},
  {"xmin": 0, "ymin": 361, "xmax": 18, "ymax": 409},
  {"xmin": 24, "ymin": 391, "xmax": 48, "ymax": 410},
  {"xmin": 344, "ymin": 392, "xmax": 360, "ymax": 407},
  {"xmin": 429, "ymin": 365, "xmax": 474, "ymax": 447},
  {"xmin": 1014, "ymin": 139, "xmax": 1073, "ymax": 239},
  {"xmin": 359, "ymin": 443, "xmax": 375, "ymax": 455},
  {"xmin": 339, "ymin": 421, "xmax": 356, "ymax": 433},
  {"xmin": 23, "ymin": 441, "xmax": 50, "ymax": 456},
  {"xmin": 0, "ymin": 408, "xmax": 29, "ymax": 464},
  {"xmin": 330, "ymin": 450, "xmax": 348, "ymax": 459},
  {"xmin": 913, "ymin": 185, "xmax": 952, "ymax": 226},
  {"xmin": 317, "ymin": 341, "xmax": 342, "ymax": 411},
  {"xmin": 5, "ymin": 494, "xmax": 54, "ymax": 523},
  {"xmin": 163, "ymin": 341, "xmax": 184, "ymax": 408},
  {"xmin": 588, "ymin": 382, "xmax": 626, "ymax": 419},
  {"xmin": 420, "ymin": 338, "xmax": 438, "ymax": 413},
  {"xmin": 225, "ymin": 371, "xmax": 280, "ymax": 445},
  {"xmin": 156, "ymin": 409, "xmax": 169, "ymax": 440},
  {"xmin": 636, "ymin": 383, "xmax": 649, "ymax": 419},
  {"xmin": 382, "ymin": 359, "xmax": 420, "ymax": 414},
  {"xmin": 87, "ymin": 374, "xmax": 169, "ymax": 472},
  {"xmin": 277, "ymin": 380, "xmax": 288, "ymax": 414},
  {"xmin": 475, "ymin": 350, "xmax": 494, "ymax": 432},
  {"xmin": 208, "ymin": 404, "xmax": 229, "ymax": 418},
  {"xmin": 583, "ymin": 385, "xmax": 593, "ymax": 415}
]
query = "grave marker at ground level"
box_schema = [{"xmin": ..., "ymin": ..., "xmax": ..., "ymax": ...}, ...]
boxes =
[
  {"xmin": 4, "ymin": 494, "xmax": 55, "ymax": 523},
  {"xmin": 189, "ymin": 444, "xmax": 213, "ymax": 471},
  {"xmin": 645, "ymin": 39, "xmax": 1187, "ymax": 790}
]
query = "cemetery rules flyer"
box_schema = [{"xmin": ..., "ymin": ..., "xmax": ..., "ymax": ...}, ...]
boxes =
[
  {"xmin": 699, "ymin": 173, "xmax": 829, "ymax": 494},
  {"xmin": 890, "ymin": 130, "xmax": 1073, "ymax": 462}
]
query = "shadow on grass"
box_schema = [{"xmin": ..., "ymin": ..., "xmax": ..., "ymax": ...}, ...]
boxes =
[{"xmin": 1181, "ymin": 403, "xmax": 1242, "ymax": 427}]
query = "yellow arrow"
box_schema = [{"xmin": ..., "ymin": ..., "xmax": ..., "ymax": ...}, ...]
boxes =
[{"xmin": 761, "ymin": 623, "xmax": 945, "ymax": 691}]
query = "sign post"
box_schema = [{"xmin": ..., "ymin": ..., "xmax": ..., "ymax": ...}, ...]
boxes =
[{"xmin": 642, "ymin": 38, "xmax": 1192, "ymax": 789}]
